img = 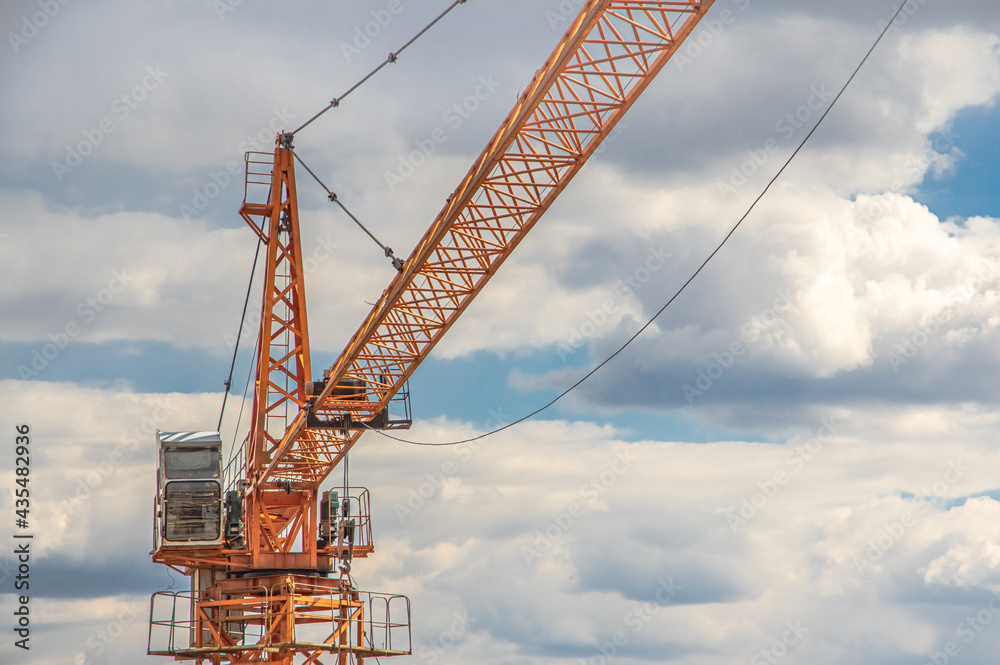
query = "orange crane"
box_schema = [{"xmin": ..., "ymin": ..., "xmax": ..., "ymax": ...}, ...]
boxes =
[{"xmin": 148, "ymin": 1, "xmax": 716, "ymax": 663}]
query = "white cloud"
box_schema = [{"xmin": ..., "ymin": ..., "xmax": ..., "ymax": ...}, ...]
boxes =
[
  {"xmin": 395, "ymin": 24, "xmax": 1000, "ymax": 372},
  {"xmin": 341, "ymin": 402, "xmax": 1000, "ymax": 664},
  {"xmin": 1, "ymin": 384, "xmax": 1000, "ymax": 664},
  {"xmin": 4, "ymin": 2, "xmax": 1000, "ymax": 664},
  {"xmin": 0, "ymin": 190, "xmax": 251, "ymax": 349}
]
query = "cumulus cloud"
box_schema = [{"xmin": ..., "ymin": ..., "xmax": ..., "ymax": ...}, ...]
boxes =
[
  {"xmin": 4, "ymin": 1, "xmax": 1000, "ymax": 664},
  {"xmin": 339, "ymin": 402, "xmax": 1000, "ymax": 665},
  {"xmin": 3, "ymin": 378, "xmax": 1000, "ymax": 665}
]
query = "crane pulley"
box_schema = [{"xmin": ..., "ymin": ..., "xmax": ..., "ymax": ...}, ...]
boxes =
[{"xmin": 148, "ymin": 1, "xmax": 716, "ymax": 663}]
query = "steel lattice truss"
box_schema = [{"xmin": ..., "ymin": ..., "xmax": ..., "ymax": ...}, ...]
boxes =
[{"xmin": 260, "ymin": 0, "xmax": 715, "ymax": 492}]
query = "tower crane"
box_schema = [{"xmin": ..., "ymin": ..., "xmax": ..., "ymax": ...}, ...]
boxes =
[{"xmin": 148, "ymin": 1, "xmax": 716, "ymax": 663}]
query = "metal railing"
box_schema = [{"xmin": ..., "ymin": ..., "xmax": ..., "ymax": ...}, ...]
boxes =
[
  {"xmin": 148, "ymin": 589, "xmax": 195, "ymax": 655},
  {"xmin": 243, "ymin": 151, "xmax": 274, "ymax": 207},
  {"xmin": 148, "ymin": 583, "xmax": 410, "ymax": 658}
]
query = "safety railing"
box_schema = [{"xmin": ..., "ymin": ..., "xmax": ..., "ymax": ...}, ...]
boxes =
[
  {"xmin": 148, "ymin": 582, "xmax": 410, "ymax": 658},
  {"xmin": 243, "ymin": 151, "xmax": 274, "ymax": 207},
  {"xmin": 148, "ymin": 589, "xmax": 195, "ymax": 655}
]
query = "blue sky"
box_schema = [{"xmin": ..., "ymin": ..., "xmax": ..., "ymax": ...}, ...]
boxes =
[
  {"xmin": 916, "ymin": 105, "xmax": 1000, "ymax": 221},
  {"xmin": 4, "ymin": 1, "xmax": 1000, "ymax": 665}
]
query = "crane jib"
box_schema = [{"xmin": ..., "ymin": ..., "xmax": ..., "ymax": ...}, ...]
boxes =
[{"xmin": 287, "ymin": 0, "xmax": 715, "ymax": 486}]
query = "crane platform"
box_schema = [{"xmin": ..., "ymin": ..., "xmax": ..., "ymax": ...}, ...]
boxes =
[{"xmin": 149, "ymin": 575, "xmax": 411, "ymax": 662}]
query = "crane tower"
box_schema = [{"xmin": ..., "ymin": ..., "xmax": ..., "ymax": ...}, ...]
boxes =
[{"xmin": 147, "ymin": 1, "xmax": 716, "ymax": 663}]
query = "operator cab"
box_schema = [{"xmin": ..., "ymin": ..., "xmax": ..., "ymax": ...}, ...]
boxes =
[{"xmin": 154, "ymin": 431, "xmax": 224, "ymax": 548}]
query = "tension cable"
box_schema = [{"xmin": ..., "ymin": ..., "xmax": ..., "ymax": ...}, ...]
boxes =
[
  {"xmin": 290, "ymin": 0, "xmax": 469, "ymax": 136},
  {"xmin": 292, "ymin": 149, "xmax": 404, "ymax": 272}
]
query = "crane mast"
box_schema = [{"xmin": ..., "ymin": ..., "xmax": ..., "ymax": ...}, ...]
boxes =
[{"xmin": 148, "ymin": 1, "xmax": 715, "ymax": 663}]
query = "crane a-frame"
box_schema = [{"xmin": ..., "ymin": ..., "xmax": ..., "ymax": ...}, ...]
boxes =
[{"xmin": 148, "ymin": 1, "xmax": 715, "ymax": 663}]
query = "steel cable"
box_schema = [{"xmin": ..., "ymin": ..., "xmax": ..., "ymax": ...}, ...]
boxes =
[
  {"xmin": 370, "ymin": 0, "xmax": 911, "ymax": 447},
  {"xmin": 290, "ymin": 0, "xmax": 468, "ymax": 136}
]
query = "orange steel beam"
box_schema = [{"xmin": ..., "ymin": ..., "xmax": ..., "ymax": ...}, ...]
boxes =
[
  {"xmin": 258, "ymin": 0, "xmax": 715, "ymax": 492},
  {"xmin": 241, "ymin": 142, "xmax": 318, "ymax": 564}
]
